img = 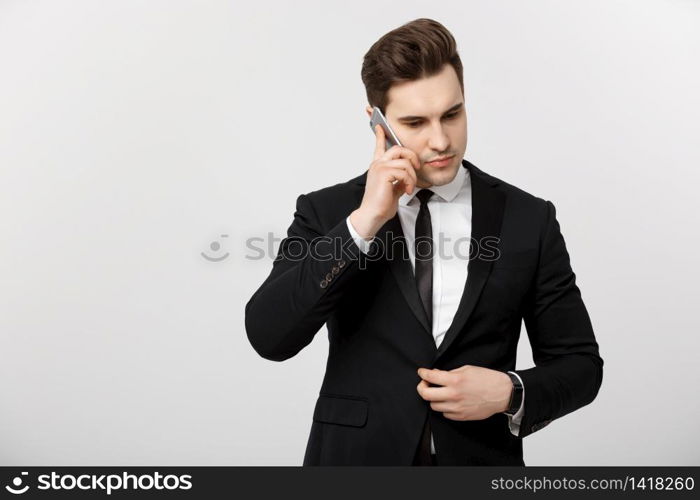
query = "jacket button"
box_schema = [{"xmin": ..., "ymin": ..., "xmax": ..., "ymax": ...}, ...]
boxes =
[
  {"xmin": 331, "ymin": 266, "xmax": 339, "ymax": 275},
  {"xmin": 338, "ymin": 260, "xmax": 346, "ymax": 268},
  {"xmin": 325, "ymin": 273, "xmax": 333, "ymax": 281},
  {"xmin": 320, "ymin": 280, "xmax": 328, "ymax": 288}
]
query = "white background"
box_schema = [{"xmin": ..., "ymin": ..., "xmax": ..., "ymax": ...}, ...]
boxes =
[{"xmin": 1, "ymin": 0, "xmax": 698, "ymax": 465}]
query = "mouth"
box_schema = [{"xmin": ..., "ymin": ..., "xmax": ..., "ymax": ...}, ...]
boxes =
[{"xmin": 424, "ymin": 155, "xmax": 454, "ymax": 168}]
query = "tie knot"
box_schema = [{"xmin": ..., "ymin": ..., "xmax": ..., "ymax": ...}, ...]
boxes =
[{"xmin": 416, "ymin": 189, "xmax": 434, "ymax": 206}]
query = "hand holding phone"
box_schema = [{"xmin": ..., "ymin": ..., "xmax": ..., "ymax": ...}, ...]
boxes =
[{"xmin": 347, "ymin": 108, "xmax": 422, "ymax": 240}]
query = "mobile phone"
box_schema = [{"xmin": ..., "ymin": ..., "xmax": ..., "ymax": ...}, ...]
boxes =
[{"xmin": 369, "ymin": 107, "xmax": 403, "ymax": 150}]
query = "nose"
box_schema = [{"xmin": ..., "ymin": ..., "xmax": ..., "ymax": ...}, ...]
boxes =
[{"xmin": 427, "ymin": 122, "xmax": 450, "ymax": 153}]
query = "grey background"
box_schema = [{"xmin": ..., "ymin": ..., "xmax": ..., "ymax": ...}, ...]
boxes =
[{"xmin": 1, "ymin": 0, "xmax": 698, "ymax": 465}]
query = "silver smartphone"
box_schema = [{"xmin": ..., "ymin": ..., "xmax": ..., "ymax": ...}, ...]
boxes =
[{"xmin": 369, "ymin": 107, "xmax": 403, "ymax": 150}]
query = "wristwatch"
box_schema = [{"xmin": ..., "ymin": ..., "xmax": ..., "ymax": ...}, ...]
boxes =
[{"xmin": 504, "ymin": 371, "xmax": 523, "ymax": 416}]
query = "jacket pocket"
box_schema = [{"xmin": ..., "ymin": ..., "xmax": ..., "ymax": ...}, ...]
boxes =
[{"xmin": 313, "ymin": 393, "xmax": 368, "ymax": 428}]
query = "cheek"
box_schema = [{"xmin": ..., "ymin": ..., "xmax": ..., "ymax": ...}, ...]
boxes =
[
  {"xmin": 402, "ymin": 139, "xmax": 422, "ymax": 154},
  {"xmin": 452, "ymin": 123, "xmax": 467, "ymax": 141}
]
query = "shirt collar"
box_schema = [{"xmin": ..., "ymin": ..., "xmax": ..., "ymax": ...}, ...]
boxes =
[{"xmin": 399, "ymin": 162, "xmax": 467, "ymax": 206}]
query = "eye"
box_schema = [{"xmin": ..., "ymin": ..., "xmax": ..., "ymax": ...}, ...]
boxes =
[{"xmin": 405, "ymin": 112, "xmax": 460, "ymax": 128}]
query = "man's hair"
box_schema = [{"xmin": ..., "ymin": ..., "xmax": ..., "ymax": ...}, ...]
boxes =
[{"xmin": 361, "ymin": 18, "xmax": 464, "ymax": 114}]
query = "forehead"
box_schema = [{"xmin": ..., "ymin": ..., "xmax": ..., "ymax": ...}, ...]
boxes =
[{"xmin": 385, "ymin": 64, "xmax": 463, "ymax": 117}]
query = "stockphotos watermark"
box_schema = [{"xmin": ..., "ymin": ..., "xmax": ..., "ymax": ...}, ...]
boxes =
[
  {"xmin": 242, "ymin": 231, "xmax": 501, "ymax": 269},
  {"xmin": 4, "ymin": 470, "xmax": 192, "ymax": 495},
  {"xmin": 201, "ymin": 231, "xmax": 502, "ymax": 267}
]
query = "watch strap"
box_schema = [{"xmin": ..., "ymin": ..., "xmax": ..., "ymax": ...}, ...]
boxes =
[{"xmin": 505, "ymin": 371, "xmax": 523, "ymax": 416}]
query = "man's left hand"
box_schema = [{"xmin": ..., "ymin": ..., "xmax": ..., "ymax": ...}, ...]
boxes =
[{"xmin": 416, "ymin": 365, "xmax": 513, "ymax": 421}]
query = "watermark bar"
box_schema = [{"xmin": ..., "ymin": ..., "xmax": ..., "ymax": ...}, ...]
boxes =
[{"xmin": 0, "ymin": 466, "xmax": 697, "ymax": 499}]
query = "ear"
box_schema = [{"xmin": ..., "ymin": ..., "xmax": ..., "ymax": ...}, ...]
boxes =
[{"xmin": 365, "ymin": 105, "xmax": 373, "ymax": 118}]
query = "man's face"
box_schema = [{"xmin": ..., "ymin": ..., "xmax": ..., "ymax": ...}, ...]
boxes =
[{"xmin": 365, "ymin": 63, "xmax": 467, "ymax": 188}]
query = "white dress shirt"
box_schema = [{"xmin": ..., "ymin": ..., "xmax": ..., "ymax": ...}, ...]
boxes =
[{"xmin": 345, "ymin": 165, "xmax": 525, "ymax": 454}]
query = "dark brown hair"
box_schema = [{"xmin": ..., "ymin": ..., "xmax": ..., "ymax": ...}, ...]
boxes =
[{"xmin": 361, "ymin": 18, "xmax": 464, "ymax": 114}]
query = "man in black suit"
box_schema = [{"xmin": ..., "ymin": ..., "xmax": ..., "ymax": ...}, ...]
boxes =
[{"xmin": 244, "ymin": 18, "xmax": 603, "ymax": 466}]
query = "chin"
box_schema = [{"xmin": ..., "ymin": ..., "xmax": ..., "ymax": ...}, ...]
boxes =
[{"xmin": 421, "ymin": 162, "xmax": 460, "ymax": 186}]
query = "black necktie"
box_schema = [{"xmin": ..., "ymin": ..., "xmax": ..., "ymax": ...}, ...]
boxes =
[
  {"xmin": 413, "ymin": 188, "xmax": 434, "ymax": 465},
  {"xmin": 414, "ymin": 188, "xmax": 434, "ymax": 326}
]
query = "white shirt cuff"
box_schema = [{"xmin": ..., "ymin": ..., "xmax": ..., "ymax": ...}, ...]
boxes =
[{"xmin": 346, "ymin": 215, "xmax": 375, "ymax": 254}]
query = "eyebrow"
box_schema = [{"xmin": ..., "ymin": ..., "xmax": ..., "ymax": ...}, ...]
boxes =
[{"xmin": 396, "ymin": 102, "xmax": 464, "ymax": 123}]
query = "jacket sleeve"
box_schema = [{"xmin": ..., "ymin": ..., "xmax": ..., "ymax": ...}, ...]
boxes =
[
  {"xmin": 513, "ymin": 200, "xmax": 604, "ymax": 438},
  {"xmin": 244, "ymin": 193, "xmax": 368, "ymax": 361}
]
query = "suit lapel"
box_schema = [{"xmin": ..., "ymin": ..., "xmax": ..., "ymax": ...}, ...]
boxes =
[
  {"xmin": 374, "ymin": 214, "xmax": 432, "ymax": 335},
  {"xmin": 433, "ymin": 165, "xmax": 505, "ymax": 362},
  {"xmin": 351, "ymin": 160, "xmax": 505, "ymax": 354}
]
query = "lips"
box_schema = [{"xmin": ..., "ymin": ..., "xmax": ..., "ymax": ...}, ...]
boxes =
[{"xmin": 425, "ymin": 155, "xmax": 454, "ymax": 167}]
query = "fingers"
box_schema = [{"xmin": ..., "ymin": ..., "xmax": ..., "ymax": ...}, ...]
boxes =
[
  {"xmin": 381, "ymin": 144, "xmax": 421, "ymax": 171},
  {"xmin": 382, "ymin": 160, "xmax": 417, "ymax": 186},
  {"xmin": 429, "ymin": 401, "xmax": 455, "ymax": 412},
  {"xmin": 383, "ymin": 167, "xmax": 416, "ymax": 195},
  {"xmin": 372, "ymin": 131, "xmax": 420, "ymax": 171},
  {"xmin": 373, "ymin": 124, "xmax": 386, "ymax": 161},
  {"xmin": 417, "ymin": 368, "xmax": 454, "ymax": 387},
  {"xmin": 416, "ymin": 378, "xmax": 454, "ymax": 402},
  {"xmin": 441, "ymin": 412, "xmax": 464, "ymax": 421}
]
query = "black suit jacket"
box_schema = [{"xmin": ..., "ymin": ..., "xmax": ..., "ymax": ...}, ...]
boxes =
[{"xmin": 245, "ymin": 159, "xmax": 603, "ymax": 465}]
